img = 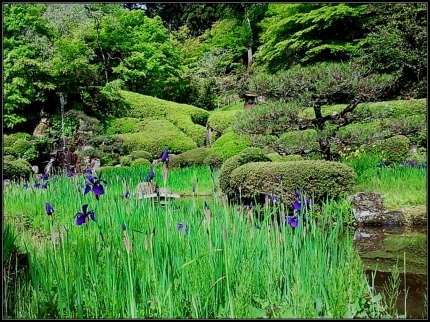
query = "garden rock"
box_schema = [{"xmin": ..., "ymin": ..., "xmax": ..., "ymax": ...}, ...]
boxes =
[{"xmin": 31, "ymin": 165, "xmax": 39, "ymax": 174}]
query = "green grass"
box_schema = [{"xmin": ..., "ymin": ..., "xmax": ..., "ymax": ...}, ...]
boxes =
[
  {"xmin": 340, "ymin": 152, "xmax": 427, "ymax": 209},
  {"xmin": 4, "ymin": 165, "xmax": 391, "ymax": 319}
]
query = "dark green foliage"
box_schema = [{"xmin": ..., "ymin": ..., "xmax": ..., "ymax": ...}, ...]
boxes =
[
  {"xmin": 169, "ymin": 147, "xmax": 211, "ymax": 168},
  {"xmin": 211, "ymin": 131, "xmax": 251, "ymax": 161},
  {"xmin": 203, "ymin": 152, "xmax": 224, "ymax": 169},
  {"xmin": 86, "ymin": 135, "xmax": 130, "ymax": 157},
  {"xmin": 130, "ymin": 150, "xmax": 152, "ymax": 161},
  {"xmin": 207, "ymin": 110, "xmax": 239, "ymax": 134},
  {"xmin": 353, "ymin": 4, "xmax": 427, "ymax": 99},
  {"xmin": 219, "ymin": 147, "xmax": 271, "ymax": 197},
  {"xmin": 100, "ymin": 153, "xmax": 119, "ymax": 167},
  {"xmin": 12, "ymin": 139, "xmax": 38, "ymax": 163},
  {"xmin": 4, "ymin": 133, "xmax": 32, "ymax": 148},
  {"xmin": 229, "ymin": 161, "xmax": 356, "ymax": 205},
  {"xmin": 119, "ymin": 120, "xmax": 197, "ymax": 159},
  {"xmin": 4, "ymin": 159, "xmax": 32, "ymax": 181},
  {"xmin": 368, "ymin": 135, "xmax": 410, "ymax": 165},
  {"xmin": 131, "ymin": 158, "xmax": 151, "ymax": 168},
  {"xmin": 120, "ymin": 156, "xmax": 132, "ymax": 167}
]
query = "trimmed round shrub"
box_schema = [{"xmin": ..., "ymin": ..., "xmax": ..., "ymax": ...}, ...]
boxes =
[
  {"xmin": 229, "ymin": 161, "xmax": 356, "ymax": 205},
  {"xmin": 4, "ymin": 135, "xmax": 17, "ymax": 148},
  {"xmin": 207, "ymin": 110, "xmax": 238, "ymax": 134},
  {"xmin": 203, "ymin": 151, "xmax": 224, "ymax": 169},
  {"xmin": 131, "ymin": 158, "xmax": 151, "ymax": 168},
  {"xmin": 4, "ymin": 147, "xmax": 16, "ymax": 157},
  {"xmin": 168, "ymin": 113, "xmax": 207, "ymax": 147},
  {"xmin": 4, "ymin": 155, "xmax": 15, "ymax": 162},
  {"xmin": 266, "ymin": 153, "xmax": 303, "ymax": 162},
  {"xmin": 211, "ymin": 131, "xmax": 251, "ymax": 161},
  {"xmin": 219, "ymin": 148, "xmax": 271, "ymax": 197},
  {"xmin": 120, "ymin": 156, "xmax": 132, "ymax": 167},
  {"xmin": 131, "ymin": 150, "xmax": 152, "ymax": 161},
  {"xmin": 4, "ymin": 159, "xmax": 32, "ymax": 181},
  {"xmin": 12, "ymin": 139, "xmax": 38, "ymax": 162},
  {"xmin": 106, "ymin": 117, "xmax": 140, "ymax": 134},
  {"xmin": 276, "ymin": 129, "xmax": 319, "ymax": 153},
  {"xmin": 119, "ymin": 120, "xmax": 197, "ymax": 159},
  {"xmin": 368, "ymin": 135, "xmax": 410, "ymax": 164},
  {"xmin": 169, "ymin": 147, "xmax": 211, "ymax": 168}
]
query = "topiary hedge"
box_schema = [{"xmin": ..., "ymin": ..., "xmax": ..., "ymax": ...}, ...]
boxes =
[
  {"xmin": 120, "ymin": 90, "xmax": 210, "ymax": 126},
  {"xmin": 365, "ymin": 135, "xmax": 410, "ymax": 165},
  {"xmin": 211, "ymin": 131, "xmax": 251, "ymax": 161},
  {"xmin": 4, "ymin": 147, "xmax": 16, "ymax": 157},
  {"xmin": 229, "ymin": 161, "xmax": 356, "ymax": 205},
  {"xmin": 266, "ymin": 153, "xmax": 303, "ymax": 162},
  {"xmin": 203, "ymin": 151, "xmax": 224, "ymax": 169},
  {"xmin": 207, "ymin": 110, "xmax": 239, "ymax": 134},
  {"xmin": 3, "ymin": 155, "xmax": 15, "ymax": 162},
  {"xmin": 105, "ymin": 117, "xmax": 140, "ymax": 134},
  {"xmin": 131, "ymin": 158, "xmax": 151, "ymax": 168},
  {"xmin": 4, "ymin": 159, "xmax": 32, "ymax": 181},
  {"xmin": 119, "ymin": 120, "xmax": 197, "ymax": 159},
  {"xmin": 130, "ymin": 150, "xmax": 152, "ymax": 161},
  {"xmin": 167, "ymin": 112, "xmax": 207, "ymax": 147},
  {"xmin": 219, "ymin": 147, "xmax": 271, "ymax": 197},
  {"xmin": 169, "ymin": 147, "xmax": 211, "ymax": 168},
  {"xmin": 120, "ymin": 156, "xmax": 132, "ymax": 167}
]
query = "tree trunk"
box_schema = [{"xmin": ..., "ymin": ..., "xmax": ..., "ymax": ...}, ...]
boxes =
[{"xmin": 313, "ymin": 102, "xmax": 331, "ymax": 160}]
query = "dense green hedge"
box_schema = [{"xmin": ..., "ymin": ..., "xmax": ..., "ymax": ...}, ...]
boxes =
[
  {"xmin": 219, "ymin": 147, "xmax": 271, "ymax": 197},
  {"xmin": 105, "ymin": 117, "xmax": 140, "ymax": 134},
  {"xmin": 229, "ymin": 161, "xmax": 356, "ymax": 205},
  {"xmin": 130, "ymin": 150, "xmax": 152, "ymax": 161},
  {"xmin": 203, "ymin": 151, "xmax": 224, "ymax": 169},
  {"xmin": 266, "ymin": 153, "xmax": 303, "ymax": 162},
  {"xmin": 120, "ymin": 90, "xmax": 210, "ymax": 126},
  {"xmin": 364, "ymin": 135, "xmax": 410, "ymax": 164},
  {"xmin": 119, "ymin": 120, "xmax": 197, "ymax": 159},
  {"xmin": 131, "ymin": 158, "xmax": 151, "ymax": 168},
  {"xmin": 4, "ymin": 159, "xmax": 32, "ymax": 181},
  {"xmin": 207, "ymin": 110, "xmax": 239, "ymax": 134},
  {"xmin": 169, "ymin": 147, "xmax": 211, "ymax": 168},
  {"xmin": 120, "ymin": 156, "xmax": 132, "ymax": 167},
  {"xmin": 4, "ymin": 147, "xmax": 16, "ymax": 157},
  {"xmin": 3, "ymin": 155, "xmax": 15, "ymax": 162},
  {"xmin": 299, "ymin": 98, "xmax": 426, "ymax": 120},
  {"xmin": 167, "ymin": 112, "xmax": 207, "ymax": 147},
  {"xmin": 211, "ymin": 131, "xmax": 251, "ymax": 161},
  {"xmin": 12, "ymin": 139, "xmax": 38, "ymax": 162},
  {"xmin": 4, "ymin": 133, "xmax": 32, "ymax": 148}
]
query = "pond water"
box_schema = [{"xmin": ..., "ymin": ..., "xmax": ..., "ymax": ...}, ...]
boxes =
[{"xmin": 354, "ymin": 226, "xmax": 427, "ymax": 319}]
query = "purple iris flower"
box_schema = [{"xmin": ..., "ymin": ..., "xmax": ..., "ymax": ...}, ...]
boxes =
[
  {"xmin": 148, "ymin": 168, "xmax": 155, "ymax": 180},
  {"xmin": 293, "ymin": 200, "xmax": 302, "ymax": 211},
  {"xmin": 84, "ymin": 175, "xmax": 107, "ymax": 200},
  {"xmin": 85, "ymin": 168, "xmax": 93, "ymax": 175},
  {"xmin": 295, "ymin": 189, "xmax": 301, "ymax": 198},
  {"xmin": 122, "ymin": 189, "xmax": 130, "ymax": 199},
  {"xmin": 177, "ymin": 222, "xmax": 189, "ymax": 234},
  {"xmin": 41, "ymin": 182, "xmax": 49, "ymax": 189},
  {"xmin": 34, "ymin": 182, "xmax": 41, "ymax": 188},
  {"xmin": 270, "ymin": 194, "xmax": 277, "ymax": 203},
  {"xmin": 75, "ymin": 204, "xmax": 96, "ymax": 226},
  {"xmin": 160, "ymin": 148, "xmax": 169, "ymax": 162},
  {"xmin": 249, "ymin": 201, "xmax": 254, "ymax": 209},
  {"xmin": 40, "ymin": 172, "xmax": 49, "ymax": 181},
  {"xmin": 23, "ymin": 182, "xmax": 29, "ymax": 189},
  {"xmin": 286, "ymin": 216, "xmax": 298, "ymax": 228},
  {"xmin": 45, "ymin": 202, "xmax": 54, "ymax": 216},
  {"xmin": 67, "ymin": 170, "xmax": 74, "ymax": 177},
  {"xmin": 121, "ymin": 222, "xmax": 127, "ymax": 231}
]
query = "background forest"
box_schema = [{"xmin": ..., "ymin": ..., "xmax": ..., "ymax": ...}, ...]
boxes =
[{"xmin": 4, "ymin": 3, "xmax": 427, "ymax": 133}]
